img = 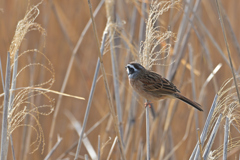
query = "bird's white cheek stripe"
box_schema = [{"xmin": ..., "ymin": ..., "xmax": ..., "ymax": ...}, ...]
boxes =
[
  {"xmin": 126, "ymin": 68, "xmax": 130, "ymax": 74},
  {"xmin": 128, "ymin": 74, "xmax": 134, "ymax": 79}
]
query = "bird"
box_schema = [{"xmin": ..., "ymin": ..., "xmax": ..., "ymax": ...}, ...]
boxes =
[{"xmin": 125, "ymin": 62, "xmax": 203, "ymax": 111}]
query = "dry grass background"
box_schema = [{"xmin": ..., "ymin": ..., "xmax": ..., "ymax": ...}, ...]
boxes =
[{"xmin": 0, "ymin": 0, "xmax": 240, "ymax": 159}]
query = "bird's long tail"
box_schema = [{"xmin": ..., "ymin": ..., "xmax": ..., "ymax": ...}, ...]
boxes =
[{"xmin": 174, "ymin": 93, "xmax": 203, "ymax": 111}]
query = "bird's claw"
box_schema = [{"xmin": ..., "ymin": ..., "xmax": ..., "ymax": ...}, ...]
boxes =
[{"xmin": 145, "ymin": 102, "xmax": 152, "ymax": 108}]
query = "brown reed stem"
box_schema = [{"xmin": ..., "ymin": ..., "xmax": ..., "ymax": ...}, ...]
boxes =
[{"xmin": 215, "ymin": 0, "xmax": 240, "ymax": 104}]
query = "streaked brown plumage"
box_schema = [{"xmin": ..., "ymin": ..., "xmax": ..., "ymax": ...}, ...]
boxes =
[{"xmin": 125, "ymin": 62, "xmax": 203, "ymax": 111}]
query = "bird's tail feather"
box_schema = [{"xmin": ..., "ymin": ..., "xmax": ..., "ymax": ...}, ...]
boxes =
[{"xmin": 174, "ymin": 93, "xmax": 203, "ymax": 111}]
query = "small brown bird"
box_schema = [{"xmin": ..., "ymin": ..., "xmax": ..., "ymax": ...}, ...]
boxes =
[{"xmin": 125, "ymin": 62, "xmax": 203, "ymax": 111}]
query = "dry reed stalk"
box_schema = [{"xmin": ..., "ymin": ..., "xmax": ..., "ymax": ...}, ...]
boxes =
[
  {"xmin": 8, "ymin": 51, "xmax": 19, "ymax": 160},
  {"xmin": 0, "ymin": 2, "xmax": 86, "ymax": 159},
  {"xmin": 74, "ymin": 27, "xmax": 109, "ymax": 159},
  {"xmin": 44, "ymin": 136, "xmax": 62, "ymax": 160},
  {"xmin": 223, "ymin": 117, "xmax": 229, "ymax": 160},
  {"xmin": 215, "ymin": 0, "xmax": 240, "ymax": 103},
  {"xmin": 186, "ymin": 1, "xmax": 232, "ymax": 69},
  {"xmin": 166, "ymin": 0, "xmax": 196, "ymax": 81},
  {"xmin": 48, "ymin": 0, "xmax": 76, "ymax": 49},
  {"xmin": 4, "ymin": 3, "xmax": 57, "ymax": 158},
  {"xmin": 97, "ymin": 135, "xmax": 101, "ymax": 160},
  {"xmin": 120, "ymin": 6, "xmax": 137, "ymax": 111},
  {"xmin": 191, "ymin": 74, "xmax": 240, "ymax": 159},
  {"xmin": 138, "ymin": 1, "xmax": 150, "ymax": 159},
  {"xmin": 85, "ymin": 154, "xmax": 88, "ymax": 160},
  {"xmin": 106, "ymin": 136, "xmax": 118, "ymax": 160},
  {"xmin": 198, "ymin": 64, "xmax": 222, "ymax": 109},
  {"xmin": 146, "ymin": 104, "xmax": 150, "ymax": 160},
  {"xmin": 189, "ymin": 44, "xmax": 199, "ymax": 130},
  {"xmin": 197, "ymin": 129, "xmax": 203, "ymax": 160},
  {"xmin": 138, "ymin": 0, "xmax": 147, "ymax": 60},
  {"xmin": 185, "ymin": 15, "xmax": 219, "ymax": 93},
  {"xmin": 75, "ymin": 1, "xmax": 126, "ymax": 159},
  {"xmin": 23, "ymin": 51, "xmax": 36, "ymax": 160},
  {"xmin": 0, "ymin": 53, "xmax": 11, "ymax": 160},
  {"xmin": 105, "ymin": 0, "xmax": 124, "ymax": 145},
  {"xmin": 0, "ymin": 57, "xmax": 4, "ymax": 89},
  {"xmin": 56, "ymin": 113, "xmax": 109, "ymax": 159},
  {"xmin": 190, "ymin": 94, "xmax": 218, "ymax": 159},
  {"xmin": 137, "ymin": 1, "xmax": 180, "ymax": 159},
  {"xmin": 137, "ymin": 140, "xmax": 143, "ymax": 160},
  {"xmin": 3, "ymin": 0, "xmax": 240, "ymax": 159},
  {"xmin": 221, "ymin": 7, "xmax": 240, "ymax": 58},
  {"xmin": 65, "ymin": 110, "xmax": 97, "ymax": 159},
  {"xmin": 48, "ymin": 0, "xmax": 104, "ymax": 151},
  {"xmin": 203, "ymin": 114, "xmax": 222, "ymax": 159},
  {"xmin": 163, "ymin": 108, "xmax": 195, "ymax": 160}
]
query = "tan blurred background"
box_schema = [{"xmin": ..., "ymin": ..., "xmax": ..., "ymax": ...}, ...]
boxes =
[{"xmin": 0, "ymin": 0, "xmax": 240, "ymax": 159}]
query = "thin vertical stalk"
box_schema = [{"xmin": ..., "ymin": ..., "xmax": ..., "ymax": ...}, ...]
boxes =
[
  {"xmin": 56, "ymin": 113, "xmax": 109, "ymax": 159},
  {"xmin": 74, "ymin": 28, "xmax": 108, "ymax": 159},
  {"xmin": 8, "ymin": 51, "xmax": 18, "ymax": 160},
  {"xmin": 120, "ymin": 6, "xmax": 137, "ymax": 109},
  {"xmin": 0, "ymin": 57, "xmax": 5, "ymax": 89},
  {"xmin": 146, "ymin": 105, "xmax": 150, "ymax": 160},
  {"xmin": 44, "ymin": 137, "xmax": 62, "ymax": 160},
  {"xmin": 65, "ymin": 110, "xmax": 97, "ymax": 159},
  {"xmin": 162, "ymin": 108, "xmax": 194, "ymax": 160},
  {"xmin": 0, "ymin": 52, "xmax": 11, "ymax": 160},
  {"xmin": 220, "ymin": 6, "xmax": 240, "ymax": 58},
  {"xmin": 76, "ymin": 1, "xmax": 126, "ymax": 159},
  {"xmin": 215, "ymin": 0, "xmax": 240, "ymax": 104},
  {"xmin": 85, "ymin": 154, "xmax": 88, "ymax": 160},
  {"xmin": 106, "ymin": 136, "xmax": 118, "ymax": 160},
  {"xmin": 8, "ymin": 50, "xmax": 18, "ymax": 110},
  {"xmin": 9, "ymin": 137, "xmax": 16, "ymax": 160},
  {"xmin": 223, "ymin": 117, "xmax": 229, "ymax": 160},
  {"xmin": 23, "ymin": 51, "xmax": 37, "ymax": 160},
  {"xmin": 197, "ymin": 129, "xmax": 203, "ymax": 160},
  {"xmin": 167, "ymin": 0, "xmax": 200, "ymax": 81},
  {"xmin": 191, "ymin": 94, "xmax": 218, "ymax": 160},
  {"xmin": 203, "ymin": 114, "xmax": 222, "ymax": 159},
  {"xmin": 139, "ymin": 0, "xmax": 147, "ymax": 58},
  {"xmin": 110, "ymin": 46, "xmax": 123, "ymax": 141},
  {"xmin": 139, "ymin": 1, "xmax": 150, "ymax": 158},
  {"xmin": 186, "ymin": 15, "xmax": 219, "ymax": 93},
  {"xmin": 188, "ymin": 44, "xmax": 199, "ymax": 130},
  {"xmin": 198, "ymin": 64, "xmax": 222, "ymax": 107},
  {"xmin": 98, "ymin": 135, "xmax": 100, "ymax": 160},
  {"xmin": 137, "ymin": 141, "xmax": 143, "ymax": 160},
  {"xmin": 48, "ymin": 0, "xmax": 105, "ymax": 150},
  {"xmin": 187, "ymin": 2, "xmax": 232, "ymax": 69},
  {"xmin": 135, "ymin": 109, "xmax": 145, "ymax": 159},
  {"xmin": 107, "ymin": 0, "xmax": 124, "ymax": 143}
]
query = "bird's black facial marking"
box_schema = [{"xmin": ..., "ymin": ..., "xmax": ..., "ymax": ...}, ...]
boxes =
[
  {"xmin": 126, "ymin": 64, "xmax": 137, "ymax": 78},
  {"xmin": 126, "ymin": 63, "xmax": 145, "ymax": 79},
  {"xmin": 127, "ymin": 66, "xmax": 135, "ymax": 75}
]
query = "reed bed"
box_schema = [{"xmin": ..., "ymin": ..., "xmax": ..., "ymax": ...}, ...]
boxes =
[{"xmin": 0, "ymin": 0, "xmax": 240, "ymax": 159}]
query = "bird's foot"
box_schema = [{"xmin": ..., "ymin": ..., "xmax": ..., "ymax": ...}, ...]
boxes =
[{"xmin": 145, "ymin": 102, "xmax": 152, "ymax": 108}]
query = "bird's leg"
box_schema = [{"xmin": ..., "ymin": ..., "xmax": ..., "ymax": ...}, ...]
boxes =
[{"xmin": 144, "ymin": 101, "xmax": 152, "ymax": 108}]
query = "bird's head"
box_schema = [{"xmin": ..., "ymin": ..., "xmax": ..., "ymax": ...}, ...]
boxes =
[{"xmin": 125, "ymin": 62, "xmax": 146, "ymax": 79}]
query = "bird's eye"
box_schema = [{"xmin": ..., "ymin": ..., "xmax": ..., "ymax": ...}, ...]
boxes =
[{"xmin": 128, "ymin": 67, "xmax": 134, "ymax": 74}]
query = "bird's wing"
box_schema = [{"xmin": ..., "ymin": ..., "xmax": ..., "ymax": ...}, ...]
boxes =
[{"xmin": 139, "ymin": 71, "xmax": 180, "ymax": 94}]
